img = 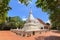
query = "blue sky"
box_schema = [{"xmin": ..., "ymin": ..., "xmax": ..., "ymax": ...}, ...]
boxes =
[{"xmin": 8, "ymin": 0, "xmax": 49, "ymax": 23}]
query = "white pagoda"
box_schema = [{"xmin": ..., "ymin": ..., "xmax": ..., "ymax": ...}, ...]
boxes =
[
  {"xmin": 11, "ymin": 8, "xmax": 45, "ymax": 37},
  {"xmin": 22, "ymin": 8, "xmax": 44, "ymax": 31}
]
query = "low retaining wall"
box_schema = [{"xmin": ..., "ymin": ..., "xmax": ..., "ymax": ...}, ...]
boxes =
[{"xmin": 10, "ymin": 29, "xmax": 48, "ymax": 37}]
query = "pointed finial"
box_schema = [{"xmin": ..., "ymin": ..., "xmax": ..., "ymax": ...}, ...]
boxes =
[{"xmin": 30, "ymin": 7, "xmax": 32, "ymax": 14}]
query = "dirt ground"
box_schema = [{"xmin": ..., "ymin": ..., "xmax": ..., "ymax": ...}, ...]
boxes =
[{"xmin": 0, "ymin": 30, "xmax": 60, "ymax": 40}]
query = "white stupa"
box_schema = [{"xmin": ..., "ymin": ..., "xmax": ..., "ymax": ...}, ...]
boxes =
[
  {"xmin": 22, "ymin": 8, "xmax": 44, "ymax": 31},
  {"xmin": 11, "ymin": 8, "xmax": 45, "ymax": 37}
]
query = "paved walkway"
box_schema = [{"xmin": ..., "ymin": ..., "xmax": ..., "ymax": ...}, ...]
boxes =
[{"xmin": 0, "ymin": 31, "xmax": 60, "ymax": 40}]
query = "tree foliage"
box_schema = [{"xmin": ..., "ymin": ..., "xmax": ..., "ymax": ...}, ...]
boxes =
[
  {"xmin": 0, "ymin": 0, "xmax": 11, "ymax": 24},
  {"xmin": 7, "ymin": 16, "xmax": 25, "ymax": 29},
  {"xmin": 36, "ymin": 0, "xmax": 60, "ymax": 30},
  {"xmin": 19, "ymin": 0, "xmax": 32, "ymax": 6}
]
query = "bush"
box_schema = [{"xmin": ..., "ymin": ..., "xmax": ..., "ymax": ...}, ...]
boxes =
[{"xmin": 51, "ymin": 26, "xmax": 57, "ymax": 30}]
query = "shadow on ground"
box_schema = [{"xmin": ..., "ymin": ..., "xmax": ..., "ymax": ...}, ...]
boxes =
[
  {"xmin": 35, "ymin": 36, "xmax": 60, "ymax": 40},
  {"xmin": 51, "ymin": 30, "xmax": 60, "ymax": 34}
]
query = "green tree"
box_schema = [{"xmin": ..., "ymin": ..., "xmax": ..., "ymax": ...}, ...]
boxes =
[
  {"xmin": 0, "ymin": 0, "xmax": 11, "ymax": 24},
  {"xmin": 7, "ymin": 16, "xmax": 25, "ymax": 29},
  {"xmin": 36, "ymin": 0, "xmax": 60, "ymax": 30},
  {"xmin": 19, "ymin": 0, "xmax": 32, "ymax": 6}
]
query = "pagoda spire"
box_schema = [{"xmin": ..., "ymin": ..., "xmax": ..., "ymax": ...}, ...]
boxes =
[
  {"xmin": 30, "ymin": 7, "xmax": 32, "ymax": 14},
  {"xmin": 28, "ymin": 7, "xmax": 35, "ymax": 20}
]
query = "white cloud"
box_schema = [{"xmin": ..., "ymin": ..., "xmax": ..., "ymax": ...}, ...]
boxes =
[
  {"xmin": 22, "ymin": 18, "xmax": 27, "ymax": 21},
  {"xmin": 47, "ymin": 20, "xmax": 51, "ymax": 24},
  {"xmin": 18, "ymin": 0, "xmax": 21, "ymax": 4},
  {"xmin": 45, "ymin": 20, "xmax": 51, "ymax": 24}
]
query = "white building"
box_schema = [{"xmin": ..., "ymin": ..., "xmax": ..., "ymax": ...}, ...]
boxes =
[
  {"xmin": 22, "ymin": 8, "xmax": 44, "ymax": 31},
  {"xmin": 11, "ymin": 8, "xmax": 49, "ymax": 37}
]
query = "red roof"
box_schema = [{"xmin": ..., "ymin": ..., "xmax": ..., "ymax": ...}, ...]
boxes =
[{"xmin": 37, "ymin": 18, "xmax": 46, "ymax": 25}]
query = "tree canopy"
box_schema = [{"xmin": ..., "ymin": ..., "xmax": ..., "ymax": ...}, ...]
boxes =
[
  {"xmin": 0, "ymin": 0, "xmax": 11, "ymax": 24},
  {"xmin": 19, "ymin": 0, "xmax": 32, "ymax": 6},
  {"xmin": 8, "ymin": 16, "xmax": 25, "ymax": 29},
  {"xmin": 36, "ymin": 0, "xmax": 60, "ymax": 29}
]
